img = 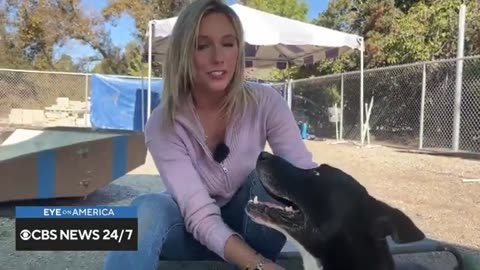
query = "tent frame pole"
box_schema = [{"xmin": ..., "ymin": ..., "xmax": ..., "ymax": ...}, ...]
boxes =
[{"xmin": 147, "ymin": 21, "xmax": 153, "ymax": 120}]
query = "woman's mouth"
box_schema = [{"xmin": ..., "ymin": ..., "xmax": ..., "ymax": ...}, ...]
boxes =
[{"xmin": 208, "ymin": 70, "xmax": 227, "ymax": 80}]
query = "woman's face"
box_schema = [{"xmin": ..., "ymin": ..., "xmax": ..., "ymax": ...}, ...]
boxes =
[{"xmin": 193, "ymin": 12, "xmax": 239, "ymax": 95}]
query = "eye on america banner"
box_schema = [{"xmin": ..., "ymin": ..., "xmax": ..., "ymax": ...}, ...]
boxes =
[{"xmin": 15, "ymin": 206, "xmax": 137, "ymax": 251}]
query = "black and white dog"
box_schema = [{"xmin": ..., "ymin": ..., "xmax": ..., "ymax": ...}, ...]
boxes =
[{"xmin": 246, "ymin": 151, "xmax": 428, "ymax": 270}]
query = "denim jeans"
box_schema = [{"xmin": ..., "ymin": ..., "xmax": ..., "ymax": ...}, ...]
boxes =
[{"xmin": 103, "ymin": 170, "xmax": 287, "ymax": 270}]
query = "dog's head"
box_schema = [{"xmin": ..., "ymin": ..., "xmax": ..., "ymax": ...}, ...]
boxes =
[{"xmin": 246, "ymin": 151, "xmax": 425, "ymax": 269}]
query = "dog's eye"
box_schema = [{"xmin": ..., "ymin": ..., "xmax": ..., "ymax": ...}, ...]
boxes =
[{"xmin": 314, "ymin": 171, "xmax": 320, "ymax": 176}]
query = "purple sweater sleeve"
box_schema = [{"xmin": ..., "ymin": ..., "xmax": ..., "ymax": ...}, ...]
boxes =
[
  {"xmin": 144, "ymin": 108, "xmax": 241, "ymax": 260},
  {"xmin": 261, "ymin": 84, "xmax": 318, "ymax": 169}
]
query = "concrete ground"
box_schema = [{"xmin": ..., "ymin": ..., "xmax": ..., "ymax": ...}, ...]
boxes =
[{"xmin": 0, "ymin": 140, "xmax": 479, "ymax": 270}]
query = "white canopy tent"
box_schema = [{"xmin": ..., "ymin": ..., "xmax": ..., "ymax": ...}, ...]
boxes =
[{"xmin": 143, "ymin": 3, "xmax": 366, "ymax": 144}]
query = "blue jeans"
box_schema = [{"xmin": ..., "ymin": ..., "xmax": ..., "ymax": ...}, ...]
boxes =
[{"xmin": 103, "ymin": 171, "xmax": 287, "ymax": 270}]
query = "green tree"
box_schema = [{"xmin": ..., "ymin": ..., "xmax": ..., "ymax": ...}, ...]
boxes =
[
  {"xmin": 243, "ymin": 0, "xmax": 309, "ymax": 21},
  {"xmin": 0, "ymin": 3, "xmax": 29, "ymax": 69},
  {"xmin": 383, "ymin": 0, "xmax": 480, "ymax": 65},
  {"xmin": 100, "ymin": 0, "xmax": 192, "ymax": 76},
  {"xmin": 313, "ymin": 0, "xmax": 479, "ymax": 69},
  {"xmin": 0, "ymin": 0, "xmax": 191, "ymax": 74},
  {"xmin": 102, "ymin": 0, "xmax": 192, "ymax": 39},
  {"xmin": 1, "ymin": 0, "xmax": 116, "ymax": 72},
  {"xmin": 312, "ymin": 0, "xmax": 355, "ymax": 32},
  {"xmin": 53, "ymin": 54, "xmax": 78, "ymax": 72},
  {"xmin": 91, "ymin": 41, "xmax": 158, "ymax": 76},
  {"xmin": 273, "ymin": 0, "xmax": 480, "ymax": 81}
]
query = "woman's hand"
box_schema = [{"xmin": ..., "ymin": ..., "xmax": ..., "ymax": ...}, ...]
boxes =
[{"xmin": 224, "ymin": 235, "xmax": 285, "ymax": 270}]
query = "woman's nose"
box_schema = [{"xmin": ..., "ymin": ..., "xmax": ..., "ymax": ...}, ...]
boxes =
[{"xmin": 211, "ymin": 46, "xmax": 224, "ymax": 63}]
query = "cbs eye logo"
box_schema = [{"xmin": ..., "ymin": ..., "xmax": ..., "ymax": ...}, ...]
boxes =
[{"xmin": 19, "ymin": 229, "xmax": 31, "ymax": 240}]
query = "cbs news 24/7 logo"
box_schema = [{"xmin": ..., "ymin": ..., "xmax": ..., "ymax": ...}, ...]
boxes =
[{"xmin": 15, "ymin": 206, "xmax": 138, "ymax": 251}]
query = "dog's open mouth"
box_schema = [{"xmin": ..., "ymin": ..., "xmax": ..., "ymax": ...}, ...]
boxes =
[{"xmin": 246, "ymin": 195, "xmax": 304, "ymax": 227}]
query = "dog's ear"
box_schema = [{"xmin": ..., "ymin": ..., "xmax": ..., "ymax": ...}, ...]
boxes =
[{"xmin": 370, "ymin": 198, "xmax": 425, "ymax": 244}]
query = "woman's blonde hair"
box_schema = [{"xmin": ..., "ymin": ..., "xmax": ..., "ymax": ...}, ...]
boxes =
[{"xmin": 159, "ymin": 0, "xmax": 256, "ymax": 129}]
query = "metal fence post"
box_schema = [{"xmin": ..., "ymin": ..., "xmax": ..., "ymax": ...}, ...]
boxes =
[
  {"xmin": 419, "ymin": 63, "xmax": 426, "ymax": 149},
  {"xmin": 287, "ymin": 79, "xmax": 292, "ymax": 110},
  {"xmin": 360, "ymin": 48, "xmax": 364, "ymax": 146},
  {"xmin": 340, "ymin": 74, "xmax": 344, "ymax": 140},
  {"xmin": 141, "ymin": 71, "xmax": 145, "ymax": 132},
  {"xmin": 83, "ymin": 73, "xmax": 90, "ymax": 127},
  {"xmin": 452, "ymin": 4, "xmax": 466, "ymax": 151}
]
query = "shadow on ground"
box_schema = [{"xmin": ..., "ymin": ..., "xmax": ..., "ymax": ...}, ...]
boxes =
[{"xmin": 389, "ymin": 145, "xmax": 480, "ymax": 162}]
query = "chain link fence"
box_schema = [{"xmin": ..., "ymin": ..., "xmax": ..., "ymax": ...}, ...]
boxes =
[
  {"xmin": 291, "ymin": 75, "xmax": 342, "ymax": 138},
  {"xmin": 268, "ymin": 81, "xmax": 287, "ymax": 98},
  {"xmin": 0, "ymin": 69, "xmax": 89, "ymax": 110},
  {"xmin": 289, "ymin": 55, "xmax": 480, "ymax": 153},
  {"xmin": 422, "ymin": 56, "xmax": 480, "ymax": 152},
  {"xmin": 1, "ymin": 56, "xmax": 479, "ymax": 153},
  {"xmin": 0, "ymin": 69, "xmax": 90, "ymax": 127}
]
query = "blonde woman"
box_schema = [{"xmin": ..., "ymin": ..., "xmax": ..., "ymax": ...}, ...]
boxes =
[{"xmin": 103, "ymin": 0, "xmax": 316, "ymax": 269}]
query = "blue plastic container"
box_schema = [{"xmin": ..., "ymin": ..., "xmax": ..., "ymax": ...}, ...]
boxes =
[{"xmin": 298, "ymin": 122, "xmax": 308, "ymax": 139}]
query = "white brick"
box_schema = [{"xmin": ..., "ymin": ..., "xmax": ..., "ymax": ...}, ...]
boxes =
[
  {"xmin": 9, "ymin": 112, "xmax": 22, "ymax": 124},
  {"xmin": 21, "ymin": 109, "xmax": 34, "ymax": 125},
  {"xmin": 56, "ymin": 97, "xmax": 70, "ymax": 107},
  {"xmin": 31, "ymin": 110, "xmax": 45, "ymax": 124}
]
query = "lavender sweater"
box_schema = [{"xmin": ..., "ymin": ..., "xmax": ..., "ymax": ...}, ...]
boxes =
[{"xmin": 145, "ymin": 82, "xmax": 317, "ymax": 260}]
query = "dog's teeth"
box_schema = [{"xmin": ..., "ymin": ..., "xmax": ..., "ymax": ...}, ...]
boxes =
[
  {"xmin": 285, "ymin": 206, "xmax": 293, "ymax": 212},
  {"xmin": 253, "ymin": 196, "xmax": 258, "ymax": 204}
]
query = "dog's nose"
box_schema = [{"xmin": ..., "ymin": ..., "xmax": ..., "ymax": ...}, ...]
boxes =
[{"xmin": 258, "ymin": 151, "xmax": 271, "ymax": 161}]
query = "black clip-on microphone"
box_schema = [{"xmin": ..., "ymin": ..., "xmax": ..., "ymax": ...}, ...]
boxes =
[{"xmin": 213, "ymin": 142, "xmax": 230, "ymax": 163}]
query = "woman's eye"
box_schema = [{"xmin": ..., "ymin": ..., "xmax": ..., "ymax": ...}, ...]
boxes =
[
  {"xmin": 223, "ymin": 43, "xmax": 234, "ymax": 47},
  {"xmin": 197, "ymin": 44, "xmax": 208, "ymax": 50}
]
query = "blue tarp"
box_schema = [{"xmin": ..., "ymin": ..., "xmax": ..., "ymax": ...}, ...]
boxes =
[{"xmin": 90, "ymin": 74, "xmax": 163, "ymax": 132}]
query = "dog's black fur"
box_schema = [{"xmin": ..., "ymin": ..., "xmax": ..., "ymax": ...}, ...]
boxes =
[{"xmin": 246, "ymin": 151, "xmax": 427, "ymax": 270}]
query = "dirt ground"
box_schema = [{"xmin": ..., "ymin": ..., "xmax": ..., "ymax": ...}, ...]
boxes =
[
  {"xmin": 303, "ymin": 140, "xmax": 480, "ymax": 269},
  {"xmin": 0, "ymin": 140, "xmax": 479, "ymax": 270}
]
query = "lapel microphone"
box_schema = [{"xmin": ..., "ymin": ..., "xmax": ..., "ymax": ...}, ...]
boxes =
[{"xmin": 213, "ymin": 142, "xmax": 230, "ymax": 163}]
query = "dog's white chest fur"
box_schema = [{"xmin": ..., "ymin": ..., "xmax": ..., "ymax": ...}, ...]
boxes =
[
  {"xmin": 286, "ymin": 235, "xmax": 322, "ymax": 270},
  {"xmin": 264, "ymin": 222, "xmax": 322, "ymax": 270}
]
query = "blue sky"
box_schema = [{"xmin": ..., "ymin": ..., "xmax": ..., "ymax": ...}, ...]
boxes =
[{"xmin": 60, "ymin": 0, "xmax": 329, "ymax": 64}]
